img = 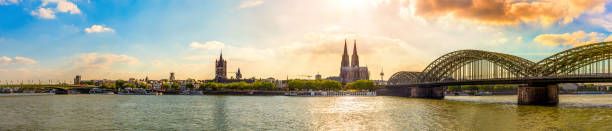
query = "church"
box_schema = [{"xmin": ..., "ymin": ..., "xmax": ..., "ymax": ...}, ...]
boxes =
[
  {"xmin": 339, "ymin": 39, "xmax": 370, "ymax": 84},
  {"xmin": 213, "ymin": 51, "xmax": 244, "ymax": 83}
]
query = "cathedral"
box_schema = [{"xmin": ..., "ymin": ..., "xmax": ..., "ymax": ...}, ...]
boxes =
[{"xmin": 340, "ymin": 39, "xmax": 370, "ymax": 84}]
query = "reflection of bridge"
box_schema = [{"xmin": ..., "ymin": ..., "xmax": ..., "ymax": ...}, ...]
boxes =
[{"xmin": 380, "ymin": 42, "xmax": 612, "ymax": 105}]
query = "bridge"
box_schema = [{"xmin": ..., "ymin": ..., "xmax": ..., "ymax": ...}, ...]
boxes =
[{"xmin": 380, "ymin": 41, "xmax": 612, "ymax": 105}]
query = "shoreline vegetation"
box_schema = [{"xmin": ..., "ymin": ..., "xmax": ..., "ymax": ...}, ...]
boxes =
[{"xmin": 0, "ymin": 80, "xmax": 378, "ymax": 96}]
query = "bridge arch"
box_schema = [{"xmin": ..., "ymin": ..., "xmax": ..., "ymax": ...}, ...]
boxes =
[
  {"xmin": 388, "ymin": 71, "xmax": 422, "ymax": 85},
  {"xmin": 534, "ymin": 41, "xmax": 612, "ymax": 76},
  {"xmin": 420, "ymin": 50, "xmax": 535, "ymax": 82}
]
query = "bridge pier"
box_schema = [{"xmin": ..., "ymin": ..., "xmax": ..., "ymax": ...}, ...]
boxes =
[
  {"xmin": 517, "ymin": 84, "xmax": 558, "ymax": 105},
  {"xmin": 411, "ymin": 86, "xmax": 444, "ymax": 99}
]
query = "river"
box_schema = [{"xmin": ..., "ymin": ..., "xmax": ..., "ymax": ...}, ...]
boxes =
[{"xmin": 1, "ymin": 95, "xmax": 612, "ymax": 130}]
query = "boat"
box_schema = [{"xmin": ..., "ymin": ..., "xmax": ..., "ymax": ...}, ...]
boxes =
[
  {"xmin": 180, "ymin": 91, "xmax": 203, "ymax": 95},
  {"xmin": 119, "ymin": 88, "xmax": 156, "ymax": 95},
  {"xmin": 89, "ymin": 88, "xmax": 114, "ymax": 94}
]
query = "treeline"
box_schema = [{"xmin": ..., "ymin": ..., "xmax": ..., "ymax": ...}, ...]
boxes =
[
  {"xmin": 100, "ymin": 80, "xmax": 148, "ymax": 89},
  {"xmin": 447, "ymin": 84, "xmax": 518, "ymax": 92},
  {"xmin": 199, "ymin": 81, "xmax": 276, "ymax": 90},
  {"xmin": 287, "ymin": 80, "xmax": 375, "ymax": 91},
  {"xmin": 92, "ymin": 79, "xmax": 377, "ymax": 91}
]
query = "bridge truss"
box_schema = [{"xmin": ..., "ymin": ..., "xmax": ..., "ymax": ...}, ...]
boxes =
[{"xmin": 388, "ymin": 41, "xmax": 612, "ymax": 85}]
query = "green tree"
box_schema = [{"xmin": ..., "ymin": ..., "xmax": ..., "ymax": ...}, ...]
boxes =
[
  {"xmin": 171, "ymin": 83, "xmax": 179, "ymax": 89},
  {"xmin": 253, "ymin": 80, "xmax": 276, "ymax": 90},
  {"xmin": 101, "ymin": 83, "xmax": 116, "ymax": 89},
  {"xmin": 346, "ymin": 80, "xmax": 375, "ymax": 91},
  {"xmin": 186, "ymin": 83, "xmax": 194, "ymax": 90},
  {"xmin": 82, "ymin": 80, "xmax": 94, "ymax": 85},
  {"xmin": 162, "ymin": 83, "xmax": 171, "ymax": 89},
  {"xmin": 287, "ymin": 80, "xmax": 305, "ymax": 90},
  {"xmin": 138, "ymin": 82, "xmax": 147, "ymax": 88},
  {"xmin": 125, "ymin": 83, "xmax": 137, "ymax": 88},
  {"xmin": 115, "ymin": 80, "xmax": 126, "ymax": 89},
  {"xmin": 320, "ymin": 80, "xmax": 342, "ymax": 90},
  {"xmin": 461, "ymin": 85, "xmax": 477, "ymax": 92},
  {"xmin": 477, "ymin": 85, "xmax": 493, "ymax": 92},
  {"xmin": 493, "ymin": 84, "xmax": 505, "ymax": 90},
  {"xmin": 447, "ymin": 85, "xmax": 460, "ymax": 91}
]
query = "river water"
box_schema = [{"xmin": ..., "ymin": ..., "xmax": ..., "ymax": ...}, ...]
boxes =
[{"xmin": 2, "ymin": 95, "xmax": 612, "ymax": 130}]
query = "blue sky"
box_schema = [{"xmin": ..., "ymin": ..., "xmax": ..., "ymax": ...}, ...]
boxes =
[{"xmin": 1, "ymin": 0, "xmax": 612, "ymax": 82}]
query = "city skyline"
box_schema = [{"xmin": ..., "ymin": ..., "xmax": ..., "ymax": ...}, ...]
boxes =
[{"xmin": 1, "ymin": 0, "xmax": 612, "ymax": 81}]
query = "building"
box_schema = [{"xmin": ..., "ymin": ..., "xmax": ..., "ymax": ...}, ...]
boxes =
[
  {"xmin": 315, "ymin": 73, "xmax": 322, "ymax": 80},
  {"xmin": 214, "ymin": 51, "xmax": 228, "ymax": 82},
  {"xmin": 74, "ymin": 75, "xmax": 81, "ymax": 85},
  {"xmin": 236, "ymin": 68, "xmax": 242, "ymax": 80},
  {"xmin": 339, "ymin": 39, "xmax": 369, "ymax": 84},
  {"xmin": 170, "ymin": 72, "xmax": 176, "ymax": 81}
]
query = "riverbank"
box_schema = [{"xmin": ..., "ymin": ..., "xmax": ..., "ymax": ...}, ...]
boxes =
[
  {"xmin": 0, "ymin": 93, "xmax": 55, "ymax": 97},
  {"xmin": 0, "ymin": 90, "xmax": 377, "ymax": 97},
  {"xmin": 202, "ymin": 90, "xmax": 376, "ymax": 96}
]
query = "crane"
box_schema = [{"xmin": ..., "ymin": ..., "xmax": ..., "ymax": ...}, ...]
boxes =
[{"xmin": 297, "ymin": 75, "xmax": 312, "ymax": 79}]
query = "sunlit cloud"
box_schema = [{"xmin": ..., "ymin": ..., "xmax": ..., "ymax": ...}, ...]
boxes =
[
  {"xmin": 409, "ymin": 0, "xmax": 610, "ymax": 26},
  {"xmin": 534, "ymin": 30, "xmax": 610, "ymax": 47}
]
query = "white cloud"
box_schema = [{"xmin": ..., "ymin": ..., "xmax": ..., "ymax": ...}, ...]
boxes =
[
  {"xmin": 84, "ymin": 25, "xmax": 114, "ymax": 33},
  {"xmin": 0, "ymin": 0, "xmax": 18, "ymax": 5},
  {"xmin": 190, "ymin": 41, "xmax": 225, "ymax": 50},
  {"xmin": 239, "ymin": 0, "xmax": 263, "ymax": 8},
  {"xmin": 0, "ymin": 56, "xmax": 38, "ymax": 65},
  {"xmin": 31, "ymin": 8, "xmax": 55, "ymax": 19},
  {"xmin": 31, "ymin": 0, "xmax": 81, "ymax": 19},
  {"xmin": 50, "ymin": 0, "xmax": 80, "ymax": 14}
]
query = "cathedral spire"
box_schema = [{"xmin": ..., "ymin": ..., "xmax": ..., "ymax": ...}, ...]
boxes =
[
  {"xmin": 219, "ymin": 49, "xmax": 223, "ymax": 60},
  {"xmin": 351, "ymin": 39, "xmax": 359, "ymax": 67},
  {"xmin": 353, "ymin": 40, "xmax": 357, "ymax": 55},
  {"xmin": 341, "ymin": 39, "xmax": 350, "ymax": 67}
]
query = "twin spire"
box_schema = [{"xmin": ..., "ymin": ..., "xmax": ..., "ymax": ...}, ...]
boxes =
[{"xmin": 341, "ymin": 39, "xmax": 360, "ymax": 67}]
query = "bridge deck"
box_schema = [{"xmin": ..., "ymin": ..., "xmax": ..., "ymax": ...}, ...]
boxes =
[{"xmin": 389, "ymin": 75, "xmax": 612, "ymax": 87}]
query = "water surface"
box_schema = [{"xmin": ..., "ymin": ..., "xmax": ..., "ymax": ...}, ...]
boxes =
[{"xmin": 1, "ymin": 95, "xmax": 612, "ymax": 130}]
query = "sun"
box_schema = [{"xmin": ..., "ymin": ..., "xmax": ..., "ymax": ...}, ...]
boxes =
[{"xmin": 333, "ymin": 0, "xmax": 372, "ymax": 10}]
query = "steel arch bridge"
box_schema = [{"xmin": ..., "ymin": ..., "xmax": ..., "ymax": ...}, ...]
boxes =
[
  {"xmin": 534, "ymin": 42, "xmax": 612, "ymax": 76},
  {"xmin": 387, "ymin": 71, "xmax": 422, "ymax": 85},
  {"xmin": 388, "ymin": 41, "xmax": 612, "ymax": 85}
]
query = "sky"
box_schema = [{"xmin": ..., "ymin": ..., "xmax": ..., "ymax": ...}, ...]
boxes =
[{"xmin": 1, "ymin": 0, "xmax": 612, "ymax": 82}]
